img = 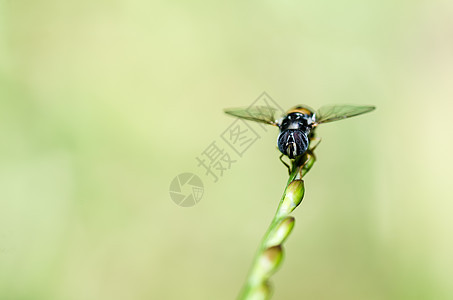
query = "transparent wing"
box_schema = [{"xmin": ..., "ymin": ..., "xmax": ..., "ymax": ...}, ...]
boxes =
[
  {"xmin": 223, "ymin": 106, "xmax": 279, "ymax": 126},
  {"xmin": 315, "ymin": 105, "xmax": 376, "ymax": 124}
]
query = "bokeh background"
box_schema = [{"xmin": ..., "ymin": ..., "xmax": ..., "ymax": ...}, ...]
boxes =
[{"xmin": 1, "ymin": 0, "xmax": 453, "ymax": 299}]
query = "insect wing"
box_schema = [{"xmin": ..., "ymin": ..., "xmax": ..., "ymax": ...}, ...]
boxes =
[
  {"xmin": 223, "ymin": 106, "xmax": 278, "ymax": 126},
  {"xmin": 315, "ymin": 105, "xmax": 375, "ymax": 124}
]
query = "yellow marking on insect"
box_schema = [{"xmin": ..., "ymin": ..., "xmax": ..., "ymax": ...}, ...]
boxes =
[{"xmin": 286, "ymin": 106, "xmax": 313, "ymax": 116}]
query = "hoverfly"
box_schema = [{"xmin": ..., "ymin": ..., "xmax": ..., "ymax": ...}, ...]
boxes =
[{"xmin": 224, "ymin": 104, "xmax": 375, "ymax": 163}]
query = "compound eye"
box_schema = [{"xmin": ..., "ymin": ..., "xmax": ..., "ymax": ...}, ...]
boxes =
[{"xmin": 277, "ymin": 130, "xmax": 309, "ymax": 159}]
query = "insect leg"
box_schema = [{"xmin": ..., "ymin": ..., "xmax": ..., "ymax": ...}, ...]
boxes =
[
  {"xmin": 298, "ymin": 149, "xmax": 316, "ymax": 178},
  {"xmin": 279, "ymin": 154, "xmax": 291, "ymax": 174},
  {"xmin": 309, "ymin": 137, "xmax": 321, "ymax": 151}
]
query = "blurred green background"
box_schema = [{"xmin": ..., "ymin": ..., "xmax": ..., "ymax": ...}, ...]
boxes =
[{"xmin": 1, "ymin": 0, "xmax": 453, "ymax": 299}]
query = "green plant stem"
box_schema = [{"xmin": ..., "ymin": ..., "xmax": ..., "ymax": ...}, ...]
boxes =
[{"xmin": 238, "ymin": 151, "xmax": 316, "ymax": 300}]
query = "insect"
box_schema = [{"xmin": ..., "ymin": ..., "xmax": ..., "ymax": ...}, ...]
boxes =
[{"xmin": 224, "ymin": 104, "xmax": 375, "ymax": 168}]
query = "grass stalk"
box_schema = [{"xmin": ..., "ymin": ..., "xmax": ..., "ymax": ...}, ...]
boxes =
[{"xmin": 237, "ymin": 151, "xmax": 316, "ymax": 300}]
